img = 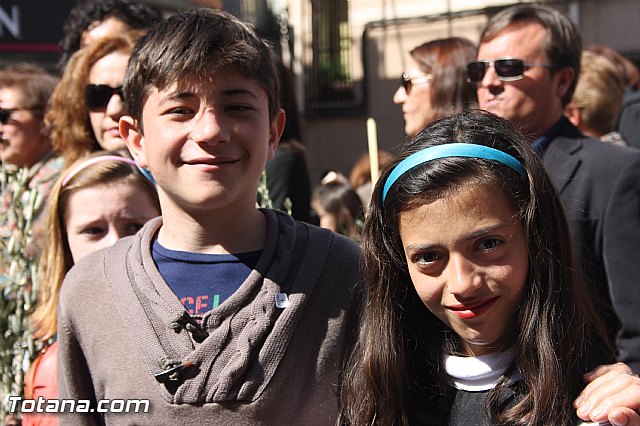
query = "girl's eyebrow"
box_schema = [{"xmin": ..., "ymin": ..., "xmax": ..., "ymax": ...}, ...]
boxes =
[
  {"xmin": 403, "ymin": 223, "xmax": 513, "ymax": 253},
  {"xmin": 464, "ymin": 223, "xmax": 512, "ymax": 241}
]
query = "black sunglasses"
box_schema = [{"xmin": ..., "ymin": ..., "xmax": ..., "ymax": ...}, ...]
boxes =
[
  {"xmin": 466, "ymin": 58, "xmax": 554, "ymax": 83},
  {"xmin": 86, "ymin": 84, "xmax": 124, "ymax": 110},
  {"xmin": 401, "ymin": 72, "xmax": 432, "ymax": 94},
  {"xmin": 0, "ymin": 107, "xmax": 42, "ymax": 124}
]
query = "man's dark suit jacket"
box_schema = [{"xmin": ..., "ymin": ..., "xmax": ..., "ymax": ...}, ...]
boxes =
[
  {"xmin": 619, "ymin": 89, "xmax": 640, "ymax": 149},
  {"xmin": 542, "ymin": 118, "xmax": 640, "ymax": 372}
]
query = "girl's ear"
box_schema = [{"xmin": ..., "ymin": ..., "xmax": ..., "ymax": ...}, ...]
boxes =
[{"xmin": 120, "ymin": 116, "xmax": 148, "ymax": 168}]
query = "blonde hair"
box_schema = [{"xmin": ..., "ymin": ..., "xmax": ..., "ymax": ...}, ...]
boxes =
[
  {"xmin": 571, "ymin": 51, "xmax": 626, "ymax": 136},
  {"xmin": 31, "ymin": 150, "xmax": 160, "ymax": 341},
  {"xmin": 47, "ymin": 34, "xmax": 137, "ymax": 166}
]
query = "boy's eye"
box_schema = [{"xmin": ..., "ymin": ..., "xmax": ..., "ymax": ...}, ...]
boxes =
[
  {"xmin": 226, "ymin": 104, "xmax": 253, "ymax": 113},
  {"xmin": 167, "ymin": 106, "xmax": 193, "ymax": 115}
]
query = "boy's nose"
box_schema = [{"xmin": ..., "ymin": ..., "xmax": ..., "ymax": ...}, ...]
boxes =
[{"xmin": 190, "ymin": 110, "xmax": 230, "ymax": 145}]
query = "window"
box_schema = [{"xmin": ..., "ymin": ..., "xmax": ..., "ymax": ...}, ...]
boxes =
[{"xmin": 304, "ymin": 0, "xmax": 361, "ymax": 116}]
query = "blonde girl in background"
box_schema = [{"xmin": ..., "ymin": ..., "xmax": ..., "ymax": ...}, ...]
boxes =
[{"xmin": 23, "ymin": 151, "xmax": 160, "ymax": 425}]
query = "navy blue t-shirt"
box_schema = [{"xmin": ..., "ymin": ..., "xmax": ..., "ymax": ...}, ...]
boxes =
[{"xmin": 152, "ymin": 240, "xmax": 261, "ymax": 316}]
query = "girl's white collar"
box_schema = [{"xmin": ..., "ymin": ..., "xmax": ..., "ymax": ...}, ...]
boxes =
[{"xmin": 445, "ymin": 348, "xmax": 517, "ymax": 391}]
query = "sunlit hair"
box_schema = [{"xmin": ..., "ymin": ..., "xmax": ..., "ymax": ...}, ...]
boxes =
[
  {"xmin": 124, "ymin": 8, "xmax": 280, "ymax": 130},
  {"xmin": 408, "ymin": 37, "xmax": 478, "ymax": 127},
  {"xmin": 480, "ymin": 3, "xmax": 582, "ymax": 106},
  {"xmin": 339, "ymin": 109, "xmax": 614, "ymax": 425},
  {"xmin": 47, "ymin": 34, "xmax": 137, "ymax": 166},
  {"xmin": 570, "ymin": 51, "xmax": 625, "ymax": 137},
  {"xmin": 588, "ymin": 44, "xmax": 640, "ymax": 90},
  {"xmin": 31, "ymin": 150, "xmax": 160, "ymax": 341}
]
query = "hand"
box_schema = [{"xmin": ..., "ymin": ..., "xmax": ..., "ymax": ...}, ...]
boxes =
[{"xmin": 575, "ymin": 362, "xmax": 640, "ymax": 426}]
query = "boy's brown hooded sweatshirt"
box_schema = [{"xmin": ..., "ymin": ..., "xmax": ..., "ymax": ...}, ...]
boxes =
[{"xmin": 58, "ymin": 209, "xmax": 360, "ymax": 425}]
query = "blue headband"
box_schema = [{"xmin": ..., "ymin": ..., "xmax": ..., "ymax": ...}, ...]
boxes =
[{"xmin": 381, "ymin": 143, "xmax": 526, "ymax": 203}]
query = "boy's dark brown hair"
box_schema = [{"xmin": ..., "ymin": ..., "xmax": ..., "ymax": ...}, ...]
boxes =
[{"xmin": 124, "ymin": 8, "xmax": 280, "ymax": 129}]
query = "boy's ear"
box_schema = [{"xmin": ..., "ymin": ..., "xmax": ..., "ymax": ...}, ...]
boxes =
[
  {"xmin": 267, "ymin": 108, "xmax": 286, "ymax": 160},
  {"xmin": 120, "ymin": 116, "xmax": 149, "ymax": 168}
]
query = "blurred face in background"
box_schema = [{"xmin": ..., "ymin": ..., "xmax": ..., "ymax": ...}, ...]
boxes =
[
  {"xmin": 81, "ymin": 17, "xmax": 131, "ymax": 48},
  {"xmin": 0, "ymin": 86, "xmax": 51, "ymax": 167},
  {"xmin": 87, "ymin": 50, "xmax": 130, "ymax": 150},
  {"xmin": 393, "ymin": 56, "xmax": 434, "ymax": 138}
]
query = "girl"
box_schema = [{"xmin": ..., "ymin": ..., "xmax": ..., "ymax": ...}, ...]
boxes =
[
  {"xmin": 340, "ymin": 109, "xmax": 617, "ymax": 425},
  {"xmin": 23, "ymin": 151, "xmax": 160, "ymax": 425}
]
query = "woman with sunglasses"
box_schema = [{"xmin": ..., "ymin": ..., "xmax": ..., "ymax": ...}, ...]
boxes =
[
  {"xmin": 0, "ymin": 66, "xmax": 62, "ymax": 266},
  {"xmin": 47, "ymin": 34, "xmax": 137, "ymax": 166},
  {"xmin": 393, "ymin": 37, "xmax": 477, "ymax": 139}
]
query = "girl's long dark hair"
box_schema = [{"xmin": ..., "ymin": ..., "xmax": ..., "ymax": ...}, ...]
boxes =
[{"xmin": 339, "ymin": 110, "xmax": 615, "ymax": 425}]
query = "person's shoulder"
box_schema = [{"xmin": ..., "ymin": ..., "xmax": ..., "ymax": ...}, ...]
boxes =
[
  {"xmin": 269, "ymin": 208, "xmax": 361, "ymax": 260},
  {"xmin": 62, "ymin": 246, "xmax": 110, "ymax": 287},
  {"xmin": 266, "ymin": 144, "xmax": 305, "ymax": 169},
  {"xmin": 622, "ymin": 89, "xmax": 640, "ymax": 108},
  {"xmin": 304, "ymin": 221, "xmax": 360, "ymax": 251},
  {"xmin": 555, "ymin": 127, "xmax": 640, "ymax": 164},
  {"xmin": 58, "ymin": 249, "xmax": 111, "ymax": 318},
  {"xmin": 581, "ymin": 136, "xmax": 640, "ymax": 163},
  {"xmin": 60, "ymin": 232, "xmax": 139, "ymax": 300},
  {"xmin": 301, "ymin": 222, "xmax": 362, "ymax": 273}
]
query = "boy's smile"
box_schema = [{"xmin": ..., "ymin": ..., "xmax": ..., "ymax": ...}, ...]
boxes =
[{"xmin": 121, "ymin": 71, "xmax": 285, "ymax": 218}]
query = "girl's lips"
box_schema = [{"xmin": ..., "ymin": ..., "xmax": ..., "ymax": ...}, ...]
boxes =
[{"xmin": 447, "ymin": 297, "xmax": 499, "ymax": 319}]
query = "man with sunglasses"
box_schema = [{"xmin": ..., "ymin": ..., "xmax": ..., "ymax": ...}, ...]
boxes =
[{"xmin": 471, "ymin": 3, "xmax": 640, "ymax": 417}]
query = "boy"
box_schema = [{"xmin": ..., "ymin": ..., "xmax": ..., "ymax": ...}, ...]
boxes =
[{"xmin": 57, "ymin": 9, "xmax": 360, "ymax": 425}]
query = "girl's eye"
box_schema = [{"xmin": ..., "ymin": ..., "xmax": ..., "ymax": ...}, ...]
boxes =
[
  {"xmin": 125, "ymin": 223, "xmax": 145, "ymax": 236},
  {"xmin": 477, "ymin": 238, "xmax": 502, "ymax": 251},
  {"xmin": 414, "ymin": 251, "xmax": 440, "ymax": 265},
  {"xmin": 81, "ymin": 227, "xmax": 105, "ymax": 236}
]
